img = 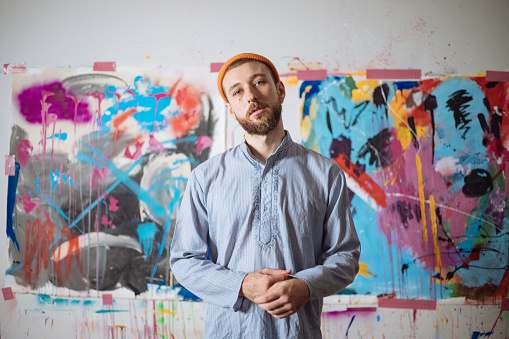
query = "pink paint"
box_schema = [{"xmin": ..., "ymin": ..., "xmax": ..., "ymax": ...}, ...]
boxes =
[
  {"xmin": 124, "ymin": 141, "xmax": 143, "ymax": 160},
  {"xmin": 210, "ymin": 63, "xmax": 224, "ymax": 72},
  {"xmin": 93, "ymin": 62, "xmax": 116, "ymax": 72},
  {"xmin": 196, "ymin": 136, "xmax": 212, "ymax": 156},
  {"xmin": 366, "ymin": 69, "xmax": 421, "ymax": 80},
  {"xmin": 5, "ymin": 155, "xmax": 15, "ymax": 176},
  {"xmin": 101, "ymin": 215, "xmax": 112, "ymax": 226},
  {"xmin": 2, "ymin": 287, "xmax": 14, "ymax": 300},
  {"xmin": 102, "ymin": 294, "xmax": 113, "ymax": 305},
  {"xmin": 3, "ymin": 63, "xmax": 26, "ymax": 74},
  {"xmin": 378, "ymin": 298, "xmax": 436, "ymax": 310},
  {"xmin": 297, "ymin": 69, "xmax": 328, "ymax": 81},
  {"xmin": 18, "ymin": 192, "xmax": 38, "ymax": 213},
  {"xmin": 91, "ymin": 166, "xmax": 111, "ymax": 188},
  {"xmin": 90, "ymin": 91, "xmax": 106, "ymax": 128},
  {"xmin": 109, "ymin": 196, "xmax": 119, "ymax": 212},
  {"xmin": 16, "ymin": 139, "xmax": 32, "ymax": 167},
  {"xmin": 486, "ymin": 70, "xmax": 509, "ymax": 82},
  {"xmin": 149, "ymin": 135, "xmax": 165, "ymax": 152},
  {"xmin": 148, "ymin": 93, "xmax": 168, "ymax": 131}
]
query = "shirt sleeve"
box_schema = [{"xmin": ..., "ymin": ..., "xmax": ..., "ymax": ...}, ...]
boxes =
[
  {"xmin": 170, "ymin": 169, "xmax": 247, "ymax": 310},
  {"xmin": 292, "ymin": 168, "xmax": 361, "ymax": 300}
]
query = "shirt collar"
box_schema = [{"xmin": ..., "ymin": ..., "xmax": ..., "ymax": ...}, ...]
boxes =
[{"xmin": 241, "ymin": 130, "xmax": 293, "ymax": 164}]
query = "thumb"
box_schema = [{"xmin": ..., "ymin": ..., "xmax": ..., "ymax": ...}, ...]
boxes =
[{"xmin": 261, "ymin": 268, "xmax": 291, "ymax": 275}]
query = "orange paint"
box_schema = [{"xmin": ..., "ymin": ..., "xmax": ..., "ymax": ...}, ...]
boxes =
[
  {"xmin": 429, "ymin": 194, "xmax": 442, "ymax": 267},
  {"xmin": 333, "ymin": 153, "xmax": 387, "ymax": 208},
  {"xmin": 112, "ymin": 107, "xmax": 137, "ymax": 129},
  {"xmin": 54, "ymin": 227, "xmax": 82, "ymax": 282},
  {"xmin": 25, "ymin": 218, "xmax": 55, "ymax": 283},
  {"xmin": 416, "ymin": 154, "xmax": 428, "ymax": 243}
]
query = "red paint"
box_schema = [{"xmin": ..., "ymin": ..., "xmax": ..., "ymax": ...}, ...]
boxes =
[
  {"xmin": 366, "ymin": 69, "xmax": 421, "ymax": 80},
  {"xmin": 124, "ymin": 141, "xmax": 143, "ymax": 160},
  {"xmin": 16, "ymin": 139, "xmax": 33, "ymax": 167},
  {"xmin": 378, "ymin": 298, "xmax": 436, "ymax": 310},
  {"xmin": 169, "ymin": 85, "xmax": 202, "ymax": 137},
  {"xmin": 3, "ymin": 63, "xmax": 26, "ymax": 74},
  {"xmin": 333, "ymin": 153, "xmax": 387, "ymax": 208},
  {"xmin": 93, "ymin": 62, "xmax": 116, "ymax": 72},
  {"xmin": 2, "ymin": 287, "xmax": 14, "ymax": 300},
  {"xmin": 18, "ymin": 192, "xmax": 38, "ymax": 213},
  {"xmin": 297, "ymin": 70, "xmax": 328, "ymax": 81},
  {"xmin": 91, "ymin": 166, "xmax": 110, "ymax": 188}
]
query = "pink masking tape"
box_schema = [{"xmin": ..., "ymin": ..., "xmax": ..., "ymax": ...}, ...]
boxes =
[
  {"xmin": 93, "ymin": 62, "xmax": 116, "ymax": 72},
  {"xmin": 102, "ymin": 294, "xmax": 113, "ymax": 305},
  {"xmin": 297, "ymin": 70, "xmax": 328, "ymax": 81},
  {"xmin": 2, "ymin": 287, "xmax": 14, "ymax": 301},
  {"xmin": 5, "ymin": 155, "xmax": 15, "ymax": 176},
  {"xmin": 378, "ymin": 298, "xmax": 436, "ymax": 310},
  {"xmin": 486, "ymin": 71, "xmax": 509, "ymax": 82},
  {"xmin": 501, "ymin": 298, "xmax": 509, "ymax": 311},
  {"xmin": 3, "ymin": 63, "xmax": 26, "ymax": 74},
  {"xmin": 210, "ymin": 63, "xmax": 224, "ymax": 72},
  {"xmin": 366, "ymin": 69, "xmax": 421, "ymax": 80}
]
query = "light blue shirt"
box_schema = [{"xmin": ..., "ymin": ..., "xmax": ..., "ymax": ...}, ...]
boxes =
[{"xmin": 170, "ymin": 132, "xmax": 360, "ymax": 338}]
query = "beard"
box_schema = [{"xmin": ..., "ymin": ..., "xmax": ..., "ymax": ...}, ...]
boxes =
[{"xmin": 234, "ymin": 102, "xmax": 282, "ymax": 136}]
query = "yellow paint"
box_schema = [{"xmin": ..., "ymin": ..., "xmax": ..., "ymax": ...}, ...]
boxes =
[
  {"xmin": 351, "ymin": 80, "xmax": 381, "ymax": 102},
  {"xmin": 429, "ymin": 194, "xmax": 442, "ymax": 267},
  {"xmin": 416, "ymin": 154, "xmax": 428, "ymax": 243},
  {"xmin": 146, "ymin": 56, "xmax": 150, "ymax": 59},
  {"xmin": 283, "ymin": 76, "xmax": 299, "ymax": 86},
  {"xmin": 357, "ymin": 260, "xmax": 371, "ymax": 278},
  {"xmin": 301, "ymin": 116, "xmax": 311, "ymax": 142},
  {"xmin": 389, "ymin": 90, "xmax": 413, "ymax": 150}
]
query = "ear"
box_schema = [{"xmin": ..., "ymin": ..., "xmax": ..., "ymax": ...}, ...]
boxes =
[
  {"xmin": 277, "ymin": 81, "xmax": 286, "ymax": 103},
  {"xmin": 226, "ymin": 102, "xmax": 236, "ymax": 119}
]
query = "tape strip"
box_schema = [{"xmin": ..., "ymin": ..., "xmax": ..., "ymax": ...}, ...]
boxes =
[
  {"xmin": 210, "ymin": 63, "xmax": 224, "ymax": 73},
  {"xmin": 93, "ymin": 62, "xmax": 116, "ymax": 72},
  {"xmin": 378, "ymin": 298, "xmax": 437, "ymax": 310},
  {"xmin": 2, "ymin": 287, "xmax": 14, "ymax": 301},
  {"xmin": 366, "ymin": 69, "xmax": 421, "ymax": 80},
  {"xmin": 3, "ymin": 63, "xmax": 26, "ymax": 74},
  {"xmin": 102, "ymin": 294, "xmax": 113, "ymax": 305},
  {"xmin": 486, "ymin": 70, "xmax": 509, "ymax": 82},
  {"xmin": 5, "ymin": 155, "xmax": 15, "ymax": 176},
  {"xmin": 297, "ymin": 69, "xmax": 328, "ymax": 81}
]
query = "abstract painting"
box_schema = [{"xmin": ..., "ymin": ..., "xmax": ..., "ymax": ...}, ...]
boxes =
[
  {"xmin": 300, "ymin": 75, "xmax": 508, "ymax": 300},
  {"xmin": 6, "ymin": 68, "xmax": 222, "ymax": 297}
]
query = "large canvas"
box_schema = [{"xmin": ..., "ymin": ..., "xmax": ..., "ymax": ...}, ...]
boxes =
[
  {"xmin": 300, "ymin": 76, "xmax": 508, "ymax": 300},
  {"xmin": 6, "ymin": 68, "xmax": 223, "ymax": 297}
]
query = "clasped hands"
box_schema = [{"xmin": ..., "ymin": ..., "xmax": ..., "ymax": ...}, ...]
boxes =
[{"xmin": 240, "ymin": 268, "xmax": 310, "ymax": 319}]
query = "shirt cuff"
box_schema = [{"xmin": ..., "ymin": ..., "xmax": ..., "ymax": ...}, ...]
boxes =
[{"xmin": 232, "ymin": 296, "xmax": 244, "ymax": 312}]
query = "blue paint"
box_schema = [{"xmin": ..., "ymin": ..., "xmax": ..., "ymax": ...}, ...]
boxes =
[
  {"xmin": 377, "ymin": 315, "xmax": 380, "ymax": 321},
  {"xmin": 345, "ymin": 315, "xmax": 356, "ymax": 337},
  {"xmin": 393, "ymin": 81, "xmax": 419, "ymax": 91},
  {"xmin": 177, "ymin": 286, "xmax": 202, "ymax": 302},
  {"xmin": 6, "ymin": 163, "xmax": 20, "ymax": 251},
  {"xmin": 46, "ymin": 132, "xmax": 67, "ymax": 141},
  {"xmin": 137, "ymin": 223, "xmax": 158, "ymax": 259},
  {"xmin": 34, "ymin": 176, "xmax": 69, "ymax": 221},
  {"xmin": 38, "ymin": 294, "xmax": 55, "ymax": 305},
  {"xmin": 471, "ymin": 331, "xmax": 493, "ymax": 339}
]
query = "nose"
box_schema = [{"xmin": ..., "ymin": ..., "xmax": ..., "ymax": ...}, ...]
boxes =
[{"xmin": 245, "ymin": 85, "xmax": 258, "ymax": 102}]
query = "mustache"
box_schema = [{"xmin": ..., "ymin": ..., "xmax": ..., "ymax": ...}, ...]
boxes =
[{"xmin": 247, "ymin": 103, "xmax": 268, "ymax": 115}]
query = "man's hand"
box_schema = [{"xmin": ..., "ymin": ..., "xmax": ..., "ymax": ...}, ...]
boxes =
[
  {"xmin": 240, "ymin": 268, "xmax": 291, "ymax": 302},
  {"xmin": 254, "ymin": 278, "xmax": 310, "ymax": 319}
]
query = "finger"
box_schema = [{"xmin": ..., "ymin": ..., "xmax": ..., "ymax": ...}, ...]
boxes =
[
  {"xmin": 254, "ymin": 290, "xmax": 280, "ymax": 304},
  {"xmin": 260, "ymin": 268, "xmax": 291, "ymax": 275}
]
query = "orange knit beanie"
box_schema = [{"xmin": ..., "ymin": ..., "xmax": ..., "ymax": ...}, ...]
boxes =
[{"xmin": 217, "ymin": 53, "xmax": 280, "ymax": 102}]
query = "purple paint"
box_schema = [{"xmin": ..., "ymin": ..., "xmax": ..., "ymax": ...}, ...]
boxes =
[{"xmin": 17, "ymin": 82, "xmax": 92, "ymax": 124}]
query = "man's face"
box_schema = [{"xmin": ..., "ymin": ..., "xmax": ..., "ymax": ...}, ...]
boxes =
[{"xmin": 222, "ymin": 60, "xmax": 285, "ymax": 135}]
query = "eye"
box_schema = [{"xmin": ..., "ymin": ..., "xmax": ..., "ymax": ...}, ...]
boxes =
[
  {"xmin": 233, "ymin": 89, "xmax": 242, "ymax": 96},
  {"xmin": 255, "ymin": 80, "xmax": 265, "ymax": 86}
]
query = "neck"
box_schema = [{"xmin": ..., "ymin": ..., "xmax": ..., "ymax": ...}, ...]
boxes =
[{"xmin": 244, "ymin": 122, "xmax": 285, "ymax": 163}]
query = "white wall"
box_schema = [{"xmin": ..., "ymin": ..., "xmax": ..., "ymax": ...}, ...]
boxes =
[{"xmin": 1, "ymin": 0, "xmax": 508, "ymax": 338}]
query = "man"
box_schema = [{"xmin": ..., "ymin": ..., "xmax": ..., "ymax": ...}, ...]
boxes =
[{"xmin": 170, "ymin": 53, "xmax": 360, "ymax": 338}]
